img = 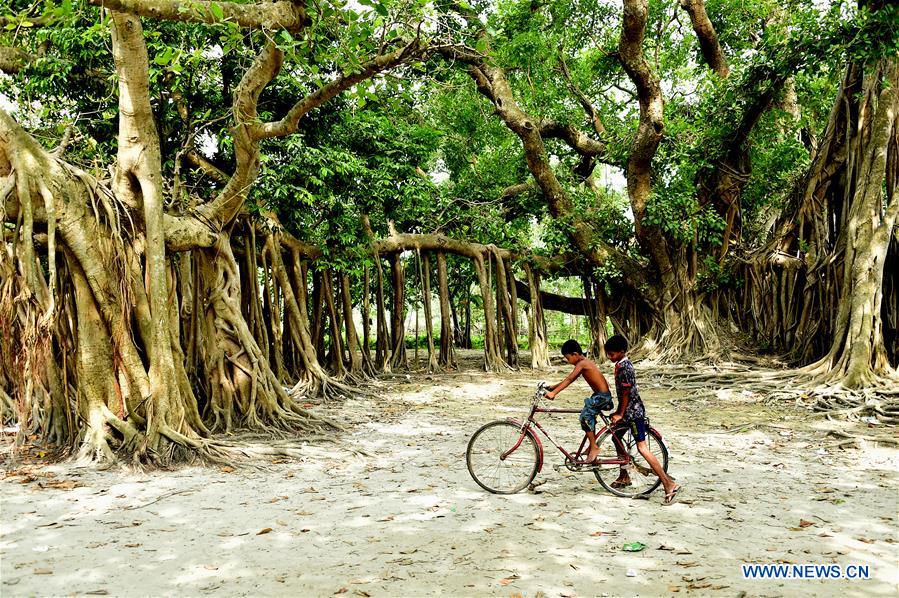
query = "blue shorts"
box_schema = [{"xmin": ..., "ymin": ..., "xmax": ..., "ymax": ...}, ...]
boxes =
[
  {"xmin": 579, "ymin": 391, "xmax": 614, "ymax": 433},
  {"xmin": 622, "ymin": 417, "xmax": 647, "ymax": 442}
]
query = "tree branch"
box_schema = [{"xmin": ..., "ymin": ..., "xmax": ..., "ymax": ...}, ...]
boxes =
[
  {"xmin": 0, "ymin": 46, "xmax": 37, "ymax": 74},
  {"xmin": 256, "ymin": 40, "xmax": 422, "ymax": 140},
  {"xmin": 558, "ymin": 52, "xmax": 607, "ymax": 137},
  {"xmin": 88, "ymin": 0, "xmax": 307, "ymax": 31},
  {"xmin": 679, "ymin": 0, "xmax": 729, "ymax": 78}
]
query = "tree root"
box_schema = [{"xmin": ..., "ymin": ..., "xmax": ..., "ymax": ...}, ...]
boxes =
[{"xmin": 646, "ymin": 361, "xmax": 899, "ymax": 424}]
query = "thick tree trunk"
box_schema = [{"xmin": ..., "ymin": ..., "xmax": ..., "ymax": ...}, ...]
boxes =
[{"xmin": 810, "ymin": 58, "xmax": 899, "ymax": 388}]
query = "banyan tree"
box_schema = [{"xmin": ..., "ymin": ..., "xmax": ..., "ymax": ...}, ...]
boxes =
[{"xmin": 1, "ymin": 0, "xmax": 897, "ymax": 464}]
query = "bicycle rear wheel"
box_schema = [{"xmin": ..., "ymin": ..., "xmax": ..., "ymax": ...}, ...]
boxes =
[
  {"xmin": 466, "ymin": 421, "xmax": 539, "ymax": 494},
  {"xmin": 593, "ymin": 426, "xmax": 668, "ymax": 498}
]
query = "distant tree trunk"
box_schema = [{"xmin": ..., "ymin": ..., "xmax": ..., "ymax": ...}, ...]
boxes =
[
  {"xmin": 492, "ymin": 251, "xmax": 518, "ymax": 368},
  {"xmin": 263, "ymin": 245, "xmax": 285, "ymax": 381},
  {"xmin": 583, "ymin": 276, "xmax": 608, "ymax": 361},
  {"xmin": 463, "ymin": 293, "xmax": 472, "ymax": 349},
  {"xmin": 321, "ymin": 270, "xmax": 346, "ymax": 378},
  {"xmin": 419, "ymin": 251, "xmax": 438, "ymax": 372},
  {"xmin": 311, "ymin": 270, "xmax": 326, "ymax": 361},
  {"xmin": 436, "ymin": 252, "xmax": 456, "ymax": 369},
  {"xmin": 361, "ymin": 265, "xmax": 372, "ymax": 362},
  {"xmin": 506, "ymin": 259, "xmax": 520, "ymax": 353},
  {"xmin": 524, "ymin": 264, "xmax": 550, "ymax": 368},
  {"xmin": 340, "ymin": 272, "xmax": 362, "ymax": 377},
  {"xmin": 388, "ymin": 254, "xmax": 408, "ymax": 370},
  {"xmin": 373, "ymin": 254, "xmax": 392, "ymax": 372},
  {"xmin": 473, "ymin": 254, "xmax": 506, "ymax": 371}
]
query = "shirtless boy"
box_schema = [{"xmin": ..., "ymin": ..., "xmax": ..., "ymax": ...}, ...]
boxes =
[{"xmin": 544, "ymin": 340, "xmax": 612, "ymax": 464}]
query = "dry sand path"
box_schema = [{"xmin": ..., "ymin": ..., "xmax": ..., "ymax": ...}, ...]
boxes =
[{"xmin": 2, "ymin": 357, "xmax": 897, "ymax": 597}]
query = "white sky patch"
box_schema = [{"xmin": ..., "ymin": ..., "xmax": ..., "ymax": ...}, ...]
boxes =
[
  {"xmin": 198, "ymin": 130, "xmax": 218, "ymax": 157},
  {"xmin": 430, "ymin": 158, "xmax": 450, "ymax": 184}
]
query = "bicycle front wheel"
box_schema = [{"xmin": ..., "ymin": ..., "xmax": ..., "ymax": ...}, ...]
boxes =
[
  {"xmin": 466, "ymin": 421, "xmax": 539, "ymax": 494},
  {"xmin": 593, "ymin": 426, "xmax": 668, "ymax": 498}
]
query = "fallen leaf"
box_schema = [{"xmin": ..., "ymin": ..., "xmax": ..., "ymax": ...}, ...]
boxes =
[
  {"xmin": 668, "ymin": 585, "xmax": 680, "ymax": 593},
  {"xmin": 335, "ymin": 588, "xmax": 348, "ymax": 595},
  {"xmin": 499, "ymin": 575, "xmax": 519, "ymax": 586},
  {"xmin": 857, "ymin": 537, "xmax": 875, "ymax": 544},
  {"xmin": 677, "ymin": 561, "xmax": 700, "ymax": 568},
  {"xmin": 799, "ymin": 520, "xmax": 815, "ymax": 528},
  {"xmin": 34, "ymin": 569, "xmax": 53, "ymax": 575},
  {"xmin": 85, "ymin": 591, "xmax": 109, "ymax": 596},
  {"xmin": 257, "ymin": 527, "xmax": 273, "ymax": 535},
  {"xmin": 220, "ymin": 466, "xmax": 235, "ymax": 473},
  {"xmin": 41, "ymin": 479, "xmax": 82, "ymax": 490}
]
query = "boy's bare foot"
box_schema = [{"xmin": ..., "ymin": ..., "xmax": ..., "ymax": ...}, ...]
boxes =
[
  {"xmin": 584, "ymin": 449, "xmax": 600, "ymax": 464},
  {"xmin": 611, "ymin": 475, "xmax": 632, "ymax": 488}
]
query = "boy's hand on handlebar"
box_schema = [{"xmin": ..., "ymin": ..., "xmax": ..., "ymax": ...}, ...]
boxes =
[
  {"xmin": 544, "ymin": 390, "xmax": 556, "ymax": 400},
  {"xmin": 610, "ymin": 413, "xmax": 622, "ymax": 424}
]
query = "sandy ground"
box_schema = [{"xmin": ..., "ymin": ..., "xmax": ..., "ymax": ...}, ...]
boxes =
[{"xmin": 2, "ymin": 352, "xmax": 898, "ymax": 597}]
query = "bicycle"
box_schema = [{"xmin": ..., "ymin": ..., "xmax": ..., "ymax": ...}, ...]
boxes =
[{"xmin": 466, "ymin": 381, "xmax": 669, "ymax": 496}]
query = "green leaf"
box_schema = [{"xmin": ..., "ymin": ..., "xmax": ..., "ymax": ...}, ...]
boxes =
[{"xmin": 209, "ymin": 2, "xmax": 224, "ymax": 21}]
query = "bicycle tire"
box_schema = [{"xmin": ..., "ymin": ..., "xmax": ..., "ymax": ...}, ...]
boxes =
[
  {"xmin": 593, "ymin": 426, "xmax": 668, "ymax": 498},
  {"xmin": 466, "ymin": 420, "xmax": 540, "ymax": 494}
]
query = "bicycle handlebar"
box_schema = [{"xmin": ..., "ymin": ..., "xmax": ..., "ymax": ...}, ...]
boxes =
[{"xmin": 533, "ymin": 381, "xmax": 548, "ymax": 404}]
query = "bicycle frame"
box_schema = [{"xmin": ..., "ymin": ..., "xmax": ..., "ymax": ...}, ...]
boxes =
[{"xmin": 502, "ymin": 396, "xmax": 661, "ymax": 473}]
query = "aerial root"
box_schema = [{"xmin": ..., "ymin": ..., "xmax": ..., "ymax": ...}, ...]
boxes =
[{"xmin": 647, "ymin": 362, "xmax": 898, "ymax": 423}]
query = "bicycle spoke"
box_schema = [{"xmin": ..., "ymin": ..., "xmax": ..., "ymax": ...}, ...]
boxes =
[{"xmin": 466, "ymin": 421, "xmax": 539, "ymax": 494}]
